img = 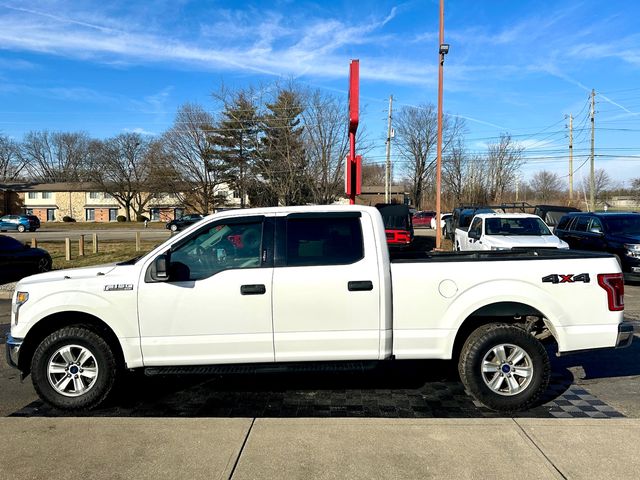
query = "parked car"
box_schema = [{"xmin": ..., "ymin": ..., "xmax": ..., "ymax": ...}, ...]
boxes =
[
  {"xmin": 455, "ymin": 213, "xmax": 569, "ymax": 251},
  {"xmin": 165, "ymin": 214, "xmax": 205, "ymax": 232},
  {"xmin": 0, "ymin": 214, "xmax": 40, "ymax": 233},
  {"xmin": 0, "ymin": 235, "xmax": 52, "ymax": 282},
  {"xmin": 412, "ymin": 210, "xmax": 436, "ymax": 228},
  {"xmin": 376, "ymin": 204, "xmax": 414, "ymax": 246},
  {"xmin": 533, "ymin": 205, "xmax": 581, "ymax": 232},
  {"xmin": 430, "ymin": 213, "xmax": 452, "ymax": 234},
  {"xmin": 6, "ymin": 205, "xmax": 632, "ymax": 413},
  {"xmin": 554, "ymin": 212, "xmax": 640, "ymax": 282}
]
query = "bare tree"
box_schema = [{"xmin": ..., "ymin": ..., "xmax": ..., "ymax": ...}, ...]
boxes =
[
  {"xmin": 485, "ymin": 134, "xmax": 524, "ymax": 203},
  {"xmin": 300, "ymin": 88, "xmax": 350, "ymax": 204},
  {"xmin": 395, "ymin": 104, "xmax": 464, "ymax": 209},
  {"xmin": 631, "ymin": 177, "xmax": 640, "ymax": 203},
  {"xmin": 529, "ymin": 170, "xmax": 564, "ymax": 202},
  {"xmin": 91, "ymin": 133, "xmax": 153, "ymax": 221},
  {"xmin": 361, "ymin": 162, "xmax": 386, "ymax": 186},
  {"xmin": 162, "ymin": 103, "xmax": 225, "ymax": 213},
  {"xmin": 20, "ymin": 131, "xmax": 91, "ymax": 182},
  {"xmin": 0, "ymin": 134, "xmax": 25, "ymax": 181},
  {"xmin": 580, "ymin": 168, "xmax": 612, "ymax": 206}
]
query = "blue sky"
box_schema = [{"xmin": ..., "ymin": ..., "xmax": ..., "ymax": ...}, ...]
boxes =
[{"xmin": 1, "ymin": 0, "xmax": 639, "ymax": 186}]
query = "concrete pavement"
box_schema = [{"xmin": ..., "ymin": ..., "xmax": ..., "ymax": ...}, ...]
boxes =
[{"xmin": 1, "ymin": 417, "xmax": 638, "ymax": 480}]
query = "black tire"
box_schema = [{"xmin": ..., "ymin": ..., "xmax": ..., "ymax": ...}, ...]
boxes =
[
  {"xmin": 31, "ymin": 326, "xmax": 118, "ymax": 410},
  {"xmin": 17, "ymin": 224, "xmax": 25, "ymax": 232},
  {"xmin": 458, "ymin": 323, "xmax": 550, "ymax": 412}
]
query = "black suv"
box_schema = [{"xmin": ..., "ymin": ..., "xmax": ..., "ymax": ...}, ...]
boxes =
[
  {"xmin": 165, "ymin": 214, "xmax": 205, "ymax": 232},
  {"xmin": 555, "ymin": 212, "xmax": 640, "ymax": 282}
]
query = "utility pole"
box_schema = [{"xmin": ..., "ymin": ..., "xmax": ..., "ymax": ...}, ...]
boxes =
[
  {"xmin": 568, "ymin": 114, "xmax": 573, "ymax": 202},
  {"xmin": 435, "ymin": 0, "xmax": 448, "ymax": 249},
  {"xmin": 590, "ymin": 89, "xmax": 596, "ymax": 212},
  {"xmin": 385, "ymin": 95, "xmax": 393, "ymax": 203}
]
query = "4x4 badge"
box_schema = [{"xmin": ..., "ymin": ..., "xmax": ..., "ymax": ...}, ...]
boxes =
[{"xmin": 542, "ymin": 273, "xmax": 590, "ymax": 284}]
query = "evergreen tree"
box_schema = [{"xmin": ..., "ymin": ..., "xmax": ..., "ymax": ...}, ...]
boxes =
[
  {"xmin": 257, "ymin": 88, "xmax": 309, "ymax": 206},
  {"xmin": 211, "ymin": 92, "xmax": 260, "ymax": 208}
]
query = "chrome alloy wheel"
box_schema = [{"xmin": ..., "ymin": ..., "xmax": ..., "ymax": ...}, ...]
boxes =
[
  {"xmin": 481, "ymin": 343, "xmax": 533, "ymax": 396},
  {"xmin": 47, "ymin": 345, "xmax": 99, "ymax": 397}
]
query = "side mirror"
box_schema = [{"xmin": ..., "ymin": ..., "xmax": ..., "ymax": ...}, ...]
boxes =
[
  {"xmin": 154, "ymin": 254, "xmax": 169, "ymax": 281},
  {"xmin": 589, "ymin": 228, "xmax": 604, "ymax": 235},
  {"xmin": 469, "ymin": 230, "xmax": 480, "ymax": 240}
]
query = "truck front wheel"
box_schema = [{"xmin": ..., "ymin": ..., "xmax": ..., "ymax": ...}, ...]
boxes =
[
  {"xmin": 458, "ymin": 323, "xmax": 550, "ymax": 411},
  {"xmin": 31, "ymin": 326, "xmax": 118, "ymax": 410}
]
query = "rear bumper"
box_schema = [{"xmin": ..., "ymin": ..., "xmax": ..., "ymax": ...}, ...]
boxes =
[
  {"xmin": 5, "ymin": 334, "xmax": 22, "ymax": 369},
  {"xmin": 616, "ymin": 322, "xmax": 635, "ymax": 348}
]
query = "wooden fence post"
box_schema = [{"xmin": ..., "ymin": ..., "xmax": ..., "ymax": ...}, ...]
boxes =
[
  {"xmin": 135, "ymin": 231, "xmax": 141, "ymax": 252},
  {"xmin": 65, "ymin": 238, "xmax": 71, "ymax": 261},
  {"xmin": 93, "ymin": 233, "xmax": 98, "ymax": 253},
  {"xmin": 79, "ymin": 235, "xmax": 85, "ymax": 256},
  {"xmin": 31, "ymin": 237, "xmax": 37, "ymax": 248}
]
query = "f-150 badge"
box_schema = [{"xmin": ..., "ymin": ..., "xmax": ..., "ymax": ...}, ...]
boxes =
[
  {"xmin": 542, "ymin": 274, "xmax": 590, "ymax": 284},
  {"xmin": 104, "ymin": 284, "xmax": 134, "ymax": 291}
]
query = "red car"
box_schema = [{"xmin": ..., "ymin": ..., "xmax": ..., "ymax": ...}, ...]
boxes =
[{"xmin": 413, "ymin": 210, "xmax": 436, "ymax": 228}]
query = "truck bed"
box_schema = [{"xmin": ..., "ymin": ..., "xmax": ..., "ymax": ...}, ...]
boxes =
[{"xmin": 390, "ymin": 248, "xmax": 613, "ymax": 263}]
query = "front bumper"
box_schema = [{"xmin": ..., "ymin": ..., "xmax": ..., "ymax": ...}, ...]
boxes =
[
  {"xmin": 5, "ymin": 334, "xmax": 22, "ymax": 369},
  {"xmin": 616, "ymin": 322, "xmax": 635, "ymax": 348}
]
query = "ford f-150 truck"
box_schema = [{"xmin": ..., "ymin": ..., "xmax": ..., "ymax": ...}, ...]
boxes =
[
  {"xmin": 455, "ymin": 213, "xmax": 569, "ymax": 252},
  {"xmin": 5, "ymin": 206, "xmax": 634, "ymax": 412}
]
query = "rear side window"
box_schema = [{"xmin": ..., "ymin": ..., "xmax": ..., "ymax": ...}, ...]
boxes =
[
  {"xmin": 556, "ymin": 216, "xmax": 573, "ymax": 231},
  {"xmin": 286, "ymin": 217, "xmax": 363, "ymax": 267}
]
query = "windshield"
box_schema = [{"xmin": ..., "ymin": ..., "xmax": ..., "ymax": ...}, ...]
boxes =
[
  {"xmin": 485, "ymin": 217, "xmax": 551, "ymax": 236},
  {"xmin": 603, "ymin": 215, "xmax": 640, "ymax": 235}
]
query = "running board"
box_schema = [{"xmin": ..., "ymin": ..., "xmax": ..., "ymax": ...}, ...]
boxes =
[{"xmin": 144, "ymin": 361, "xmax": 378, "ymax": 377}]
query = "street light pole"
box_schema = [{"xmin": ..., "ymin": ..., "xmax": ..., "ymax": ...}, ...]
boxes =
[{"xmin": 435, "ymin": 0, "xmax": 448, "ymax": 249}]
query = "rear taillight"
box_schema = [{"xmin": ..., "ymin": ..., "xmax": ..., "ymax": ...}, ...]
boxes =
[{"xmin": 597, "ymin": 273, "xmax": 624, "ymax": 311}]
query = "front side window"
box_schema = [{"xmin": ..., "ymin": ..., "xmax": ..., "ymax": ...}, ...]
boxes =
[
  {"xmin": 169, "ymin": 220, "xmax": 263, "ymax": 281},
  {"xmin": 285, "ymin": 217, "xmax": 363, "ymax": 267},
  {"xmin": 469, "ymin": 218, "xmax": 482, "ymax": 237},
  {"xmin": 588, "ymin": 218, "xmax": 603, "ymax": 233}
]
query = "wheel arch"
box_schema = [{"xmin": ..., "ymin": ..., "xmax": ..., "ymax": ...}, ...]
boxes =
[
  {"xmin": 451, "ymin": 301, "xmax": 555, "ymax": 362},
  {"xmin": 18, "ymin": 311, "xmax": 125, "ymax": 376}
]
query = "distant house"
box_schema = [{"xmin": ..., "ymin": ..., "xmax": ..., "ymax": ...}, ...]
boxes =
[{"xmin": 2, "ymin": 182, "xmax": 244, "ymax": 222}]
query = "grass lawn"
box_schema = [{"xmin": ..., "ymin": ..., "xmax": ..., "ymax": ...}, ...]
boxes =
[
  {"xmin": 39, "ymin": 240, "xmax": 162, "ymax": 270},
  {"xmin": 39, "ymin": 221, "xmax": 167, "ymax": 230}
]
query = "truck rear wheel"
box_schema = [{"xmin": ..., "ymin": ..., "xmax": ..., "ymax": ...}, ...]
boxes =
[
  {"xmin": 458, "ymin": 323, "xmax": 550, "ymax": 411},
  {"xmin": 31, "ymin": 326, "xmax": 118, "ymax": 410}
]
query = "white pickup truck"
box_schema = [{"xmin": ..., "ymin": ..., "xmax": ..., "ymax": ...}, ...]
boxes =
[
  {"xmin": 455, "ymin": 213, "xmax": 569, "ymax": 252},
  {"xmin": 6, "ymin": 206, "xmax": 634, "ymax": 412}
]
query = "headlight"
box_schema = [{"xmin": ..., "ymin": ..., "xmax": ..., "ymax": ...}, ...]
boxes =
[
  {"xmin": 624, "ymin": 244, "xmax": 640, "ymax": 258},
  {"xmin": 491, "ymin": 246, "xmax": 511, "ymax": 251},
  {"xmin": 12, "ymin": 291, "xmax": 28, "ymax": 325}
]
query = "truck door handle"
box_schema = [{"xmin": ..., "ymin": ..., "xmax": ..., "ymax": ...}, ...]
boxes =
[
  {"xmin": 240, "ymin": 284, "xmax": 266, "ymax": 295},
  {"xmin": 348, "ymin": 281, "xmax": 373, "ymax": 291}
]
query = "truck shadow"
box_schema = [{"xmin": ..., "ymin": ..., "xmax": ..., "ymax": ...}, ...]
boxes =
[{"xmin": 10, "ymin": 346, "xmax": 635, "ymax": 419}]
